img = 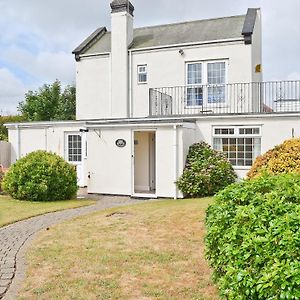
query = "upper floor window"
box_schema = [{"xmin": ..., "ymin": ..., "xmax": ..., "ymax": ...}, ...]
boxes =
[
  {"xmin": 186, "ymin": 60, "xmax": 227, "ymax": 106},
  {"xmin": 137, "ymin": 65, "xmax": 147, "ymax": 84}
]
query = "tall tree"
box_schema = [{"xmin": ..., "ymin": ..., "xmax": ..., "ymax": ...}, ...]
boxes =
[
  {"xmin": 18, "ymin": 80, "xmax": 76, "ymax": 121},
  {"xmin": 0, "ymin": 115, "xmax": 25, "ymax": 141}
]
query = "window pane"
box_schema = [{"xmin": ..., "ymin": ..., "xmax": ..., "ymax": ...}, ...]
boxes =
[
  {"xmin": 213, "ymin": 138, "xmax": 222, "ymax": 151},
  {"xmin": 187, "ymin": 87, "xmax": 203, "ymax": 106},
  {"xmin": 138, "ymin": 65, "xmax": 147, "ymax": 83},
  {"xmin": 208, "ymin": 85, "xmax": 225, "ymax": 103},
  {"xmin": 213, "ymin": 136, "xmax": 261, "ymax": 167},
  {"xmin": 67, "ymin": 135, "xmax": 82, "ymax": 162},
  {"xmin": 187, "ymin": 63, "xmax": 202, "ymax": 85},
  {"xmin": 207, "ymin": 62, "xmax": 225, "ymax": 84}
]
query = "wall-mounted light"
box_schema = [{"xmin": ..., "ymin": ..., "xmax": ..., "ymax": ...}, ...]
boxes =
[
  {"xmin": 79, "ymin": 129, "xmax": 89, "ymax": 132},
  {"xmin": 179, "ymin": 49, "xmax": 184, "ymax": 56}
]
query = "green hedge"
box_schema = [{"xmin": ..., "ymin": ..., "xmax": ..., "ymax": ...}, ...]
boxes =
[
  {"xmin": 2, "ymin": 151, "xmax": 78, "ymax": 201},
  {"xmin": 206, "ymin": 174, "xmax": 300, "ymax": 299},
  {"xmin": 176, "ymin": 142, "xmax": 236, "ymax": 197}
]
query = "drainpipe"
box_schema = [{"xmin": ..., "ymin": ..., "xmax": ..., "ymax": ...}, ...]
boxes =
[
  {"xmin": 173, "ymin": 125, "xmax": 178, "ymax": 199},
  {"xmin": 16, "ymin": 125, "xmax": 20, "ymax": 160},
  {"xmin": 44, "ymin": 128, "xmax": 48, "ymax": 151},
  {"xmin": 129, "ymin": 49, "xmax": 133, "ymax": 117}
]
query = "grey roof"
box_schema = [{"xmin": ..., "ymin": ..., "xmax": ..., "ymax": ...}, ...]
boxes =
[{"xmin": 74, "ymin": 12, "xmax": 252, "ymax": 56}]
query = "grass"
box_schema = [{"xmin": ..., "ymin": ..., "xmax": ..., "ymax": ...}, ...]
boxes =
[
  {"xmin": 19, "ymin": 198, "xmax": 219, "ymax": 300},
  {"xmin": 0, "ymin": 195, "xmax": 95, "ymax": 228}
]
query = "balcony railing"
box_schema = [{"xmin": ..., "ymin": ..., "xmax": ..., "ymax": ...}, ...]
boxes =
[{"xmin": 149, "ymin": 81, "xmax": 300, "ymax": 117}]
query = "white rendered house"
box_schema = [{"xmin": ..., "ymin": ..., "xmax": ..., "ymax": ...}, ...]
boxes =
[{"xmin": 6, "ymin": 0, "xmax": 300, "ymax": 198}]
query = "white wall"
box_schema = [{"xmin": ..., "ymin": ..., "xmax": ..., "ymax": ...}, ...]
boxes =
[
  {"xmin": 251, "ymin": 9, "xmax": 262, "ymax": 83},
  {"xmin": 8, "ymin": 125, "xmax": 88, "ymax": 186},
  {"xmin": 76, "ymin": 55, "xmax": 110, "ymax": 120},
  {"xmin": 76, "ymin": 39, "xmax": 260, "ymax": 120},
  {"xmin": 111, "ymin": 11, "xmax": 133, "ymax": 118},
  {"xmin": 86, "ymin": 125, "xmax": 182, "ymax": 198},
  {"xmin": 0, "ymin": 141, "xmax": 11, "ymax": 168},
  {"xmin": 193, "ymin": 115, "xmax": 300, "ymax": 178},
  {"xmin": 155, "ymin": 127, "xmax": 178, "ymax": 198},
  {"xmin": 131, "ymin": 42, "xmax": 253, "ymax": 117},
  {"xmin": 86, "ymin": 128, "xmax": 132, "ymax": 195}
]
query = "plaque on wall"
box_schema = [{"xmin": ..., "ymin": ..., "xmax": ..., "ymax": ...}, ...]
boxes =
[{"xmin": 115, "ymin": 139, "xmax": 126, "ymax": 148}]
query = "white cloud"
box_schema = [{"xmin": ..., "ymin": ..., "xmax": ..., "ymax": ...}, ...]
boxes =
[
  {"xmin": 3, "ymin": 47, "xmax": 75, "ymax": 85},
  {"xmin": 0, "ymin": 68, "xmax": 26, "ymax": 114},
  {"xmin": 287, "ymin": 72, "xmax": 300, "ymax": 81}
]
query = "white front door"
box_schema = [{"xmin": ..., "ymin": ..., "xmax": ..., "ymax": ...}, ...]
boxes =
[{"xmin": 65, "ymin": 133, "xmax": 84, "ymax": 187}]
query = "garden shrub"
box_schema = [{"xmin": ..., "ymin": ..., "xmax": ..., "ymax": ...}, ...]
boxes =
[
  {"xmin": 176, "ymin": 142, "xmax": 236, "ymax": 197},
  {"xmin": 206, "ymin": 173, "xmax": 300, "ymax": 299},
  {"xmin": 248, "ymin": 138, "xmax": 300, "ymax": 178},
  {"xmin": 0, "ymin": 168, "xmax": 4, "ymax": 193},
  {"xmin": 2, "ymin": 150, "xmax": 78, "ymax": 201}
]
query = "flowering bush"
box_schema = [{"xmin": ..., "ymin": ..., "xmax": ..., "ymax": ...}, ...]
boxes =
[
  {"xmin": 176, "ymin": 142, "xmax": 236, "ymax": 197},
  {"xmin": 248, "ymin": 138, "xmax": 300, "ymax": 178},
  {"xmin": 2, "ymin": 151, "xmax": 78, "ymax": 201}
]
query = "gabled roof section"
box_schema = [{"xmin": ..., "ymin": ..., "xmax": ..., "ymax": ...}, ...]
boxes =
[
  {"xmin": 72, "ymin": 27, "xmax": 107, "ymax": 61},
  {"xmin": 73, "ymin": 9, "xmax": 259, "ymax": 58}
]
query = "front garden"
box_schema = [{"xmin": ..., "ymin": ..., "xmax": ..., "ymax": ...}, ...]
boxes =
[
  {"xmin": 18, "ymin": 198, "xmax": 219, "ymax": 300},
  {"xmin": 3, "ymin": 139, "xmax": 300, "ymax": 299},
  {"xmin": 0, "ymin": 196, "xmax": 95, "ymax": 228},
  {"xmin": 0, "ymin": 150, "xmax": 94, "ymax": 227}
]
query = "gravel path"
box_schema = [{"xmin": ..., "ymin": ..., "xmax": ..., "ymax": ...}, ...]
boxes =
[{"xmin": 0, "ymin": 196, "xmax": 144, "ymax": 299}]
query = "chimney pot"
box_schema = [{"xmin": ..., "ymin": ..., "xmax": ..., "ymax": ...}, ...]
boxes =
[{"xmin": 110, "ymin": 0, "xmax": 134, "ymax": 16}]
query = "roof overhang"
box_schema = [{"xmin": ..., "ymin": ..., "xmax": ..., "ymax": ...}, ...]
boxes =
[{"xmin": 72, "ymin": 27, "xmax": 107, "ymax": 61}]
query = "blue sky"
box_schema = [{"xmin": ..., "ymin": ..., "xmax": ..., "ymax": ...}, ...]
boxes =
[{"xmin": 0, "ymin": 0, "xmax": 300, "ymax": 114}]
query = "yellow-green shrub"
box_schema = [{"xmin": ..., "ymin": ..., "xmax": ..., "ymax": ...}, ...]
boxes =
[{"xmin": 248, "ymin": 138, "xmax": 300, "ymax": 178}]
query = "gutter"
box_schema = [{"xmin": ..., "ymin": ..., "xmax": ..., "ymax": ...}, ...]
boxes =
[
  {"xmin": 16, "ymin": 125, "xmax": 20, "ymax": 160},
  {"xmin": 85, "ymin": 122, "xmax": 185, "ymax": 129},
  {"xmin": 77, "ymin": 37, "xmax": 244, "ymax": 59}
]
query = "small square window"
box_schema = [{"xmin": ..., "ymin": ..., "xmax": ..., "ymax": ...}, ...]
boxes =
[{"xmin": 138, "ymin": 65, "xmax": 147, "ymax": 84}]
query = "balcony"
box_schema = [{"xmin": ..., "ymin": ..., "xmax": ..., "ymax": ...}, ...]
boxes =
[{"xmin": 149, "ymin": 81, "xmax": 300, "ymax": 117}]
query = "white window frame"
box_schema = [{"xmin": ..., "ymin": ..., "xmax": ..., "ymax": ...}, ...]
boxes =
[
  {"xmin": 212, "ymin": 125, "xmax": 261, "ymax": 169},
  {"xmin": 66, "ymin": 133, "xmax": 83, "ymax": 163},
  {"xmin": 137, "ymin": 64, "xmax": 148, "ymax": 84},
  {"xmin": 185, "ymin": 60, "xmax": 228, "ymax": 108}
]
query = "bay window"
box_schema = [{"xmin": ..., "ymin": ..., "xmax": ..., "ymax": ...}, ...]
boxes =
[{"xmin": 213, "ymin": 126, "xmax": 261, "ymax": 167}]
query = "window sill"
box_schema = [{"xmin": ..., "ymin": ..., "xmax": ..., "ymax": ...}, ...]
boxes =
[{"xmin": 233, "ymin": 166, "xmax": 251, "ymax": 170}]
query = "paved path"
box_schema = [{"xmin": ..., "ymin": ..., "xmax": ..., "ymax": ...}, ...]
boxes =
[{"xmin": 0, "ymin": 196, "xmax": 144, "ymax": 299}]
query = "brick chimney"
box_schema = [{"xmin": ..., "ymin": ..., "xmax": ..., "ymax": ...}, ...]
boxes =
[{"xmin": 110, "ymin": 0, "xmax": 134, "ymax": 118}]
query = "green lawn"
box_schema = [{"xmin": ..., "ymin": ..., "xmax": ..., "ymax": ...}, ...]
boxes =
[
  {"xmin": 19, "ymin": 198, "xmax": 219, "ymax": 300},
  {"xmin": 0, "ymin": 195, "xmax": 95, "ymax": 228}
]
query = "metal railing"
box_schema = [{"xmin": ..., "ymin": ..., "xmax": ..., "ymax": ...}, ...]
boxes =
[{"xmin": 149, "ymin": 81, "xmax": 300, "ymax": 117}]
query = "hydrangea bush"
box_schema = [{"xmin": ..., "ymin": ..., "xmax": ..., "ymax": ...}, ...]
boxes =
[{"xmin": 176, "ymin": 142, "xmax": 236, "ymax": 197}]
